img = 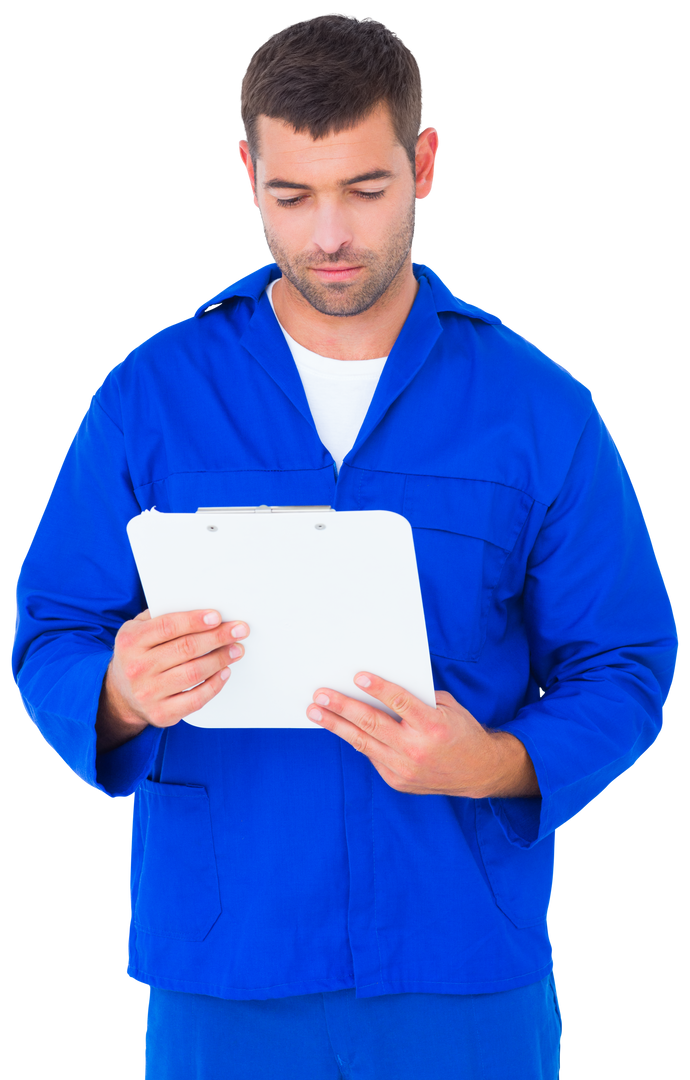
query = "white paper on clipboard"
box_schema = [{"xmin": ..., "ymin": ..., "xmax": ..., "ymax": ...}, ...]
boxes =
[{"xmin": 126, "ymin": 506, "xmax": 435, "ymax": 728}]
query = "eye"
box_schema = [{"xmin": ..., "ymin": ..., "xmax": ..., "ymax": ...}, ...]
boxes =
[{"xmin": 276, "ymin": 190, "xmax": 386, "ymax": 208}]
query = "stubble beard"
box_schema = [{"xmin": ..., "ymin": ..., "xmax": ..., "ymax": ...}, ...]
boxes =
[{"xmin": 262, "ymin": 198, "xmax": 416, "ymax": 317}]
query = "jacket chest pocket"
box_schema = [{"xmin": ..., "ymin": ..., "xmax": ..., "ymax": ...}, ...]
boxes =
[{"xmin": 403, "ymin": 475, "xmax": 532, "ymax": 662}]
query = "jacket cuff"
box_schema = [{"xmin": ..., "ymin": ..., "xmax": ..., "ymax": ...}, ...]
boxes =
[
  {"xmin": 95, "ymin": 723, "xmax": 163, "ymax": 797},
  {"xmin": 492, "ymin": 730, "xmax": 550, "ymax": 846},
  {"xmin": 488, "ymin": 795, "xmax": 545, "ymax": 848}
]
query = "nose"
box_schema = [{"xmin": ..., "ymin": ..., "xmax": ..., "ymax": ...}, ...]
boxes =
[{"xmin": 309, "ymin": 199, "xmax": 353, "ymax": 256}]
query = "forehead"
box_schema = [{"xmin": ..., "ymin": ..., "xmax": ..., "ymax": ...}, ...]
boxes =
[{"xmin": 254, "ymin": 105, "xmax": 405, "ymax": 181}]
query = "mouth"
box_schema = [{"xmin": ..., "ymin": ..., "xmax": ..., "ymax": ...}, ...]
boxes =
[{"xmin": 310, "ymin": 265, "xmax": 364, "ymax": 284}]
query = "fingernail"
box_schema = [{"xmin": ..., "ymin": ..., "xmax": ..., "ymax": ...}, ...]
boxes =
[
  {"xmin": 220, "ymin": 668, "xmax": 231, "ymax": 681},
  {"xmin": 315, "ymin": 694, "xmax": 330, "ymax": 706},
  {"xmin": 204, "ymin": 611, "xmax": 221, "ymax": 626},
  {"xmin": 355, "ymin": 674, "xmax": 371, "ymax": 688},
  {"xmin": 231, "ymin": 623, "xmax": 248, "ymax": 638},
  {"xmin": 228, "ymin": 644, "xmax": 242, "ymax": 659},
  {"xmin": 308, "ymin": 708, "xmax": 322, "ymax": 722}
]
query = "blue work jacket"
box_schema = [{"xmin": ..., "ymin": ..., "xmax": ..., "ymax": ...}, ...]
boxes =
[{"xmin": 13, "ymin": 263, "xmax": 677, "ymax": 1000}]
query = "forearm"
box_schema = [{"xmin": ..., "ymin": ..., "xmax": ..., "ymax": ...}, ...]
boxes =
[
  {"xmin": 472, "ymin": 730, "xmax": 540, "ymax": 799},
  {"xmin": 96, "ymin": 664, "xmax": 149, "ymax": 754}
]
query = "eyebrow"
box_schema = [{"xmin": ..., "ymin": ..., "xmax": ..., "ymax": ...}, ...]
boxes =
[{"xmin": 263, "ymin": 169, "xmax": 394, "ymax": 191}]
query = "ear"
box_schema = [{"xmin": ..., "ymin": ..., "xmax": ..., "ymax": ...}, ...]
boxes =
[
  {"xmin": 414, "ymin": 128, "xmax": 439, "ymax": 200},
  {"xmin": 239, "ymin": 141, "xmax": 260, "ymax": 207}
]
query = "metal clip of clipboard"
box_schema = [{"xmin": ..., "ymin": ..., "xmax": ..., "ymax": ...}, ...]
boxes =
[{"xmin": 196, "ymin": 505, "xmax": 334, "ymax": 514}]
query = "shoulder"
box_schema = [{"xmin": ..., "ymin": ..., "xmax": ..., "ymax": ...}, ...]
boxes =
[
  {"xmin": 93, "ymin": 295, "xmax": 255, "ymax": 423},
  {"xmin": 479, "ymin": 319, "xmax": 592, "ymax": 416},
  {"xmin": 419, "ymin": 264, "xmax": 593, "ymax": 427},
  {"xmin": 93, "ymin": 265, "xmax": 279, "ymax": 419}
]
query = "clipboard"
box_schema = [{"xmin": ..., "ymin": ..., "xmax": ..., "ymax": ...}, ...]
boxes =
[{"xmin": 126, "ymin": 506, "xmax": 435, "ymax": 728}]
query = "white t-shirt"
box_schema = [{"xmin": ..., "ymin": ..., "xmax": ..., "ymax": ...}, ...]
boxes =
[{"xmin": 266, "ymin": 278, "xmax": 387, "ymax": 473}]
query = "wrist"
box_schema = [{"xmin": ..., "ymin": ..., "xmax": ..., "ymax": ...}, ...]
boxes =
[
  {"xmin": 472, "ymin": 730, "xmax": 540, "ymax": 799},
  {"xmin": 96, "ymin": 665, "xmax": 149, "ymax": 754}
]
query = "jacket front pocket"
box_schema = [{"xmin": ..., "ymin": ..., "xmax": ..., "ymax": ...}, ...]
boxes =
[
  {"xmin": 403, "ymin": 475, "xmax": 532, "ymax": 662},
  {"xmin": 133, "ymin": 780, "xmax": 221, "ymax": 942},
  {"xmin": 475, "ymin": 801, "xmax": 554, "ymax": 928}
]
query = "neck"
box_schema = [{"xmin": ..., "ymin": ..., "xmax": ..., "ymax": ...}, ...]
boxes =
[{"xmin": 271, "ymin": 260, "xmax": 418, "ymax": 361}]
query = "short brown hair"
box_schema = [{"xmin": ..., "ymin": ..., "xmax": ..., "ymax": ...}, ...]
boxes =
[{"xmin": 241, "ymin": 15, "xmax": 422, "ymax": 172}]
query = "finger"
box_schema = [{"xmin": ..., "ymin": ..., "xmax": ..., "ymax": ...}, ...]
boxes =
[
  {"xmin": 133, "ymin": 608, "xmax": 221, "ymax": 647},
  {"xmin": 148, "ymin": 666, "xmax": 233, "ymax": 727},
  {"xmin": 134, "ymin": 609, "xmax": 248, "ymax": 648},
  {"xmin": 160, "ymin": 642, "xmax": 244, "ymax": 696},
  {"xmin": 352, "ymin": 672, "xmax": 434, "ymax": 729},
  {"xmin": 306, "ymin": 691, "xmax": 406, "ymax": 768},
  {"xmin": 156, "ymin": 622, "xmax": 250, "ymax": 678},
  {"xmin": 310, "ymin": 691, "xmax": 390, "ymax": 743},
  {"xmin": 134, "ymin": 609, "xmax": 151, "ymax": 622}
]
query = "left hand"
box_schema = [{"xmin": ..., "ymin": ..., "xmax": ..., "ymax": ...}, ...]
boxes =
[{"xmin": 306, "ymin": 673, "xmax": 539, "ymax": 799}]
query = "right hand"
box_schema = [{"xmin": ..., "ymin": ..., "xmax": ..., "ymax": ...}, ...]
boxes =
[{"xmin": 97, "ymin": 608, "xmax": 249, "ymax": 746}]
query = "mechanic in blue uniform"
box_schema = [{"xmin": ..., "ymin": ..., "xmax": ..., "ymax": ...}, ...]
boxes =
[{"xmin": 13, "ymin": 15, "xmax": 677, "ymax": 1080}]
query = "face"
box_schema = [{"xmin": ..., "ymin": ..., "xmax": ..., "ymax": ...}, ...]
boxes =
[{"xmin": 240, "ymin": 106, "xmax": 437, "ymax": 317}]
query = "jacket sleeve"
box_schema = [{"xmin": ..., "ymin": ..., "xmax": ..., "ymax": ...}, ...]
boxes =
[
  {"xmin": 490, "ymin": 406, "xmax": 677, "ymax": 847},
  {"xmin": 12, "ymin": 387, "xmax": 163, "ymax": 797}
]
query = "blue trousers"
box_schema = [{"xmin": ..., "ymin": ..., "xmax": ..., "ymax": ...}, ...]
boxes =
[{"xmin": 146, "ymin": 973, "xmax": 561, "ymax": 1079}]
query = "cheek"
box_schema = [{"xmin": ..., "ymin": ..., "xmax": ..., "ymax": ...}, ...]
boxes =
[
  {"xmin": 261, "ymin": 206, "xmax": 309, "ymax": 252},
  {"xmin": 354, "ymin": 197, "xmax": 412, "ymax": 244}
]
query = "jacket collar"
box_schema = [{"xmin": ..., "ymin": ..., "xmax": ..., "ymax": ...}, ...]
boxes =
[
  {"xmin": 195, "ymin": 263, "xmax": 500, "ymax": 326},
  {"xmin": 194, "ymin": 263, "xmax": 500, "ymax": 463}
]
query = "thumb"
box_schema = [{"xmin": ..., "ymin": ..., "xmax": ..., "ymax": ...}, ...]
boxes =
[{"xmin": 434, "ymin": 690, "xmax": 457, "ymax": 709}]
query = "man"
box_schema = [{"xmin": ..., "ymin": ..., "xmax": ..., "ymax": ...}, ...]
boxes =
[{"xmin": 13, "ymin": 14, "xmax": 676, "ymax": 1080}]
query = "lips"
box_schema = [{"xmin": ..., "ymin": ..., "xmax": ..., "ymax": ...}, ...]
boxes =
[{"xmin": 310, "ymin": 266, "xmax": 363, "ymax": 282}]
